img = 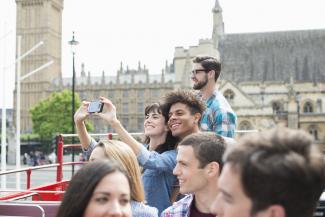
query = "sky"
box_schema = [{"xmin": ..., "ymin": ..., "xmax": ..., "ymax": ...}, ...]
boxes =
[{"xmin": 1, "ymin": 0, "xmax": 325, "ymax": 108}]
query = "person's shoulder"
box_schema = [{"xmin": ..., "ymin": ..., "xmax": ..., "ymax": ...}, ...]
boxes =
[
  {"xmin": 131, "ymin": 201, "xmax": 158, "ymax": 217},
  {"xmin": 162, "ymin": 149, "xmax": 177, "ymax": 155},
  {"xmin": 159, "ymin": 149, "xmax": 177, "ymax": 161},
  {"xmin": 161, "ymin": 194, "xmax": 193, "ymax": 216}
]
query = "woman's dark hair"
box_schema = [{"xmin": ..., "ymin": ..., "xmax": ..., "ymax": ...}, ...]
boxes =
[
  {"xmin": 143, "ymin": 103, "xmax": 179, "ymax": 153},
  {"xmin": 56, "ymin": 160, "xmax": 130, "ymax": 217}
]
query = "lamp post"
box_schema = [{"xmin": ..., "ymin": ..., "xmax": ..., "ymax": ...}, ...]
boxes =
[
  {"xmin": 295, "ymin": 92, "xmax": 301, "ymax": 129},
  {"xmin": 68, "ymin": 32, "xmax": 79, "ymax": 175}
]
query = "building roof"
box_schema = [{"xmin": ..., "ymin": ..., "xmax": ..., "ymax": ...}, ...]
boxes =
[{"xmin": 219, "ymin": 29, "xmax": 325, "ymax": 82}]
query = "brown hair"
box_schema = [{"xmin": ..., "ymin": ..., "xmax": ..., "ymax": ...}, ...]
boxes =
[
  {"xmin": 224, "ymin": 127, "xmax": 325, "ymax": 217},
  {"xmin": 193, "ymin": 55, "xmax": 221, "ymax": 82},
  {"xmin": 160, "ymin": 89, "xmax": 205, "ymax": 123},
  {"xmin": 93, "ymin": 140, "xmax": 145, "ymax": 202},
  {"xmin": 179, "ymin": 132, "xmax": 226, "ymax": 169}
]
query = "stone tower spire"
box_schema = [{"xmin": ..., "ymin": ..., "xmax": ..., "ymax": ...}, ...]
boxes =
[
  {"xmin": 102, "ymin": 70, "xmax": 106, "ymax": 84},
  {"xmin": 212, "ymin": 0, "xmax": 224, "ymax": 49},
  {"xmin": 81, "ymin": 63, "xmax": 86, "ymax": 77}
]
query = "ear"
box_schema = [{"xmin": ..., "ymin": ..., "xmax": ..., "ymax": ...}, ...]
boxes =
[
  {"xmin": 205, "ymin": 162, "xmax": 220, "ymax": 177},
  {"xmin": 208, "ymin": 70, "xmax": 215, "ymax": 80},
  {"xmin": 261, "ymin": 205, "xmax": 285, "ymax": 217},
  {"xmin": 194, "ymin": 113, "xmax": 201, "ymax": 124}
]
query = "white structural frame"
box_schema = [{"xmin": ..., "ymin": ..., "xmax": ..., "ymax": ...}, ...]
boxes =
[{"xmin": 14, "ymin": 36, "xmax": 53, "ymax": 189}]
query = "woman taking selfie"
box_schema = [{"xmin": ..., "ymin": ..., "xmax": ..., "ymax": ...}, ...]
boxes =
[{"xmin": 74, "ymin": 98, "xmax": 179, "ymax": 214}]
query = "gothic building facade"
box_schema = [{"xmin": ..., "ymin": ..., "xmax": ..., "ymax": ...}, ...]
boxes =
[{"xmin": 15, "ymin": 0, "xmax": 325, "ymax": 149}]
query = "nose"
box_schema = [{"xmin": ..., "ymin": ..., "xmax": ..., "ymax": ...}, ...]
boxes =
[
  {"xmin": 173, "ymin": 163, "xmax": 180, "ymax": 176},
  {"xmin": 144, "ymin": 117, "xmax": 151, "ymax": 124},
  {"xmin": 168, "ymin": 113, "xmax": 177, "ymax": 122},
  {"xmin": 106, "ymin": 201, "xmax": 123, "ymax": 216}
]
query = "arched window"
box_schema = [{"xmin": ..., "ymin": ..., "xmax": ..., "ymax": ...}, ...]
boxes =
[
  {"xmin": 309, "ymin": 126, "xmax": 318, "ymax": 140},
  {"xmin": 238, "ymin": 121, "xmax": 253, "ymax": 137},
  {"xmin": 239, "ymin": 121, "xmax": 253, "ymax": 131},
  {"xmin": 303, "ymin": 102, "xmax": 313, "ymax": 113},
  {"xmin": 224, "ymin": 89, "xmax": 235, "ymax": 103}
]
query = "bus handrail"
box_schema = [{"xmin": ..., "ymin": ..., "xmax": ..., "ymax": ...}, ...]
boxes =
[
  {"xmin": 1, "ymin": 190, "xmax": 65, "ymax": 194},
  {"xmin": 0, "ymin": 164, "xmax": 60, "ymax": 176}
]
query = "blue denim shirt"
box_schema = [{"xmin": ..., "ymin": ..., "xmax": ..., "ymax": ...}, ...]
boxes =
[
  {"xmin": 82, "ymin": 138, "xmax": 97, "ymax": 159},
  {"xmin": 137, "ymin": 145, "xmax": 177, "ymax": 216}
]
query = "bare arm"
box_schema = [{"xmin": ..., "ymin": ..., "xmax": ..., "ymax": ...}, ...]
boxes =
[
  {"xmin": 97, "ymin": 96, "xmax": 142, "ymax": 155},
  {"xmin": 74, "ymin": 101, "xmax": 92, "ymax": 150}
]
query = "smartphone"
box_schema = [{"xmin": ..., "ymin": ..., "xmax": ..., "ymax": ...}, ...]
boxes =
[{"xmin": 87, "ymin": 101, "xmax": 104, "ymax": 113}]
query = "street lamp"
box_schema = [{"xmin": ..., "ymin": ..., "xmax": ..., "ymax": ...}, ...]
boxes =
[
  {"xmin": 68, "ymin": 32, "xmax": 79, "ymax": 174},
  {"xmin": 295, "ymin": 92, "xmax": 301, "ymax": 129}
]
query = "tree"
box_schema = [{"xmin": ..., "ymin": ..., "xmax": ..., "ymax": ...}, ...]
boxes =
[{"xmin": 30, "ymin": 89, "xmax": 93, "ymax": 140}]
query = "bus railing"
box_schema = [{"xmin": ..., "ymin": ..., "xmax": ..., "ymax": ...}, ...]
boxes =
[{"xmin": 0, "ymin": 133, "xmax": 114, "ymax": 201}]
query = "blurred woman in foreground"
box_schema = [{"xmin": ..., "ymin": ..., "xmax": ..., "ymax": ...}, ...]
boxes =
[
  {"xmin": 89, "ymin": 140, "xmax": 158, "ymax": 217},
  {"xmin": 56, "ymin": 160, "xmax": 132, "ymax": 217}
]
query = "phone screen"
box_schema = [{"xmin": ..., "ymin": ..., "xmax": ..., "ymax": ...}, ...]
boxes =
[{"xmin": 87, "ymin": 101, "xmax": 103, "ymax": 113}]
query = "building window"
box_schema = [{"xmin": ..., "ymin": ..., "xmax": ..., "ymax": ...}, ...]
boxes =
[
  {"xmin": 123, "ymin": 103, "xmax": 128, "ymax": 113},
  {"xmin": 272, "ymin": 101, "xmax": 282, "ymax": 114},
  {"xmin": 239, "ymin": 121, "xmax": 253, "ymax": 131},
  {"xmin": 138, "ymin": 103, "xmax": 144, "ymax": 113},
  {"xmin": 303, "ymin": 102, "xmax": 313, "ymax": 113},
  {"xmin": 137, "ymin": 90, "xmax": 144, "ymax": 98},
  {"xmin": 123, "ymin": 90, "xmax": 128, "ymax": 97},
  {"xmin": 137, "ymin": 118, "xmax": 144, "ymax": 131},
  {"xmin": 238, "ymin": 121, "xmax": 253, "ymax": 137},
  {"xmin": 316, "ymin": 99, "xmax": 322, "ymax": 113},
  {"xmin": 122, "ymin": 118, "xmax": 129, "ymax": 129},
  {"xmin": 152, "ymin": 89, "xmax": 160, "ymax": 98},
  {"xmin": 223, "ymin": 89, "xmax": 235, "ymax": 103},
  {"xmin": 108, "ymin": 90, "xmax": 114, "ymax": 99},
  {"xmin": 309, "ymin": 126, "xmax": 318, "ymax": 140}
]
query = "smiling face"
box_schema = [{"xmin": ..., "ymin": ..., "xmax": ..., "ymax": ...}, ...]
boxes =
[
  {"xmin": 191, "ymin": 63, "xmax": 209, "ymax": 90},
  {"xmin": 83, "ymin": 171, "xmax": 132, "ymax": 217},
  {"xmin": 173, "ymin": 145, "xmax": 208, "ymax": 195},
  {"xmin": 210, "ymin": 164, "xmax": 253, "ymax": 217},
  {"xmin": 167, "ymin": 103, "xmax": 200, "ymax": 139},
  {"xmin": 144, "ymin": 110, "xmax": 168, "ymax": 138}
]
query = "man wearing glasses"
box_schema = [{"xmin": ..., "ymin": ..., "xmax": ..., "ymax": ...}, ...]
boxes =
[{"xmin": 191, "ymin": 55, "xmax": 237, "ymax": 138}]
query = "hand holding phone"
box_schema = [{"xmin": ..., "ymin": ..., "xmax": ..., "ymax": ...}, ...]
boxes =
[{"xmin": 87, "ymin": 101, "xmax": 104, "ymax": 113}]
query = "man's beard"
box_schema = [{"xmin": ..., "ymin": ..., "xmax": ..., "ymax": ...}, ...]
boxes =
[{"xmin": 193, "ymin": 75, "xmax": 208, "ymax": 90}]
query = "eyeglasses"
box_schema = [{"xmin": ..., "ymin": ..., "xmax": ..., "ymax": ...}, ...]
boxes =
[{"xmin": 191, "ymin": 69, "xmax": 208, "ymax": 75}]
